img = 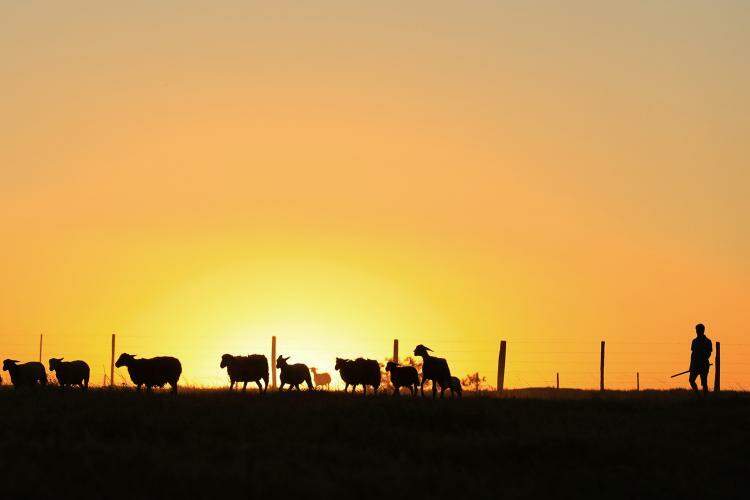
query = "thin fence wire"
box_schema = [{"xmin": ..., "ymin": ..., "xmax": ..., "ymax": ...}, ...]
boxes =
[{"xmin": 1, "ymin": 333, "xmax": 746, "ymax": 391}]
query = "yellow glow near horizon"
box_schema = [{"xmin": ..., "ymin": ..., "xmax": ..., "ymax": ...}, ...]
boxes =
[{"xmin": 1, "ymin": 1, "xmax": 748, "ymax": 390}]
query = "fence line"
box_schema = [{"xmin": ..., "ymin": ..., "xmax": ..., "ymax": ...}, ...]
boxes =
[{"xmin": 0, "ymin": 333, "xmax": 743, "ymax": 392}]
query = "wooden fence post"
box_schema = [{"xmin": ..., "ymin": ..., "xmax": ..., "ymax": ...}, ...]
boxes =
[
  {"xmin": 392, "ymin": 339, "xmax": 399, "ymax": 363},
  {"xmin": 556, "ymin": 372, "xmax": 559, "ymax": 390},
  {"xmin": 636, "ymin": 372, "xmax": 640, "ymax": 391},
  {"xmin": 497, "ymin": 340, "xmax": 507, "ymax": 392},
  {"xmin": 271, "ymin": 336, "xmax": 277, "ymax": 389},
  {"xmin": 39, "ymin": 334, "xmax": 43, "ymax": 363},
  {"xmin": 110, "ymin": 333, "xmax": 115, "ymax": 387},
  {"xmin": 600, "ymin": 341, "xmax": 605, "ymax": 392},
  {"xmin": 714, "ymin": 341, "xmax": 721, "ymax": 393}
]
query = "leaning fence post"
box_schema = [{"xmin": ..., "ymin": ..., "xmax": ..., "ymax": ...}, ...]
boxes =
[
  {"xmin": 714, "ymin": 341, "xmax": 721, "ymax": 393},
  {"xmin": 392, "ymin": 339, "xmax": 399, "ymax": 363},
  {"xmin": 271, "ymin": 336, "xmax": 277, "ymax": 389},
  {"xmin": 600, "ymin": 341, "xmax": 605, "ymax": 391},
  {"xmin": 497, "ymin": 340, "xmax": 507, "ymax": 392}
]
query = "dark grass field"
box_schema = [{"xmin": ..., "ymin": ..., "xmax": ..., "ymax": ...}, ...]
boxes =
[{"xmin": 0, "ymin": 387, "xmax": 748, "ymax": 499}]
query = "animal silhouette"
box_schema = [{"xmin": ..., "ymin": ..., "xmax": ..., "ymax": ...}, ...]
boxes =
[
  {"xmin": 220, "ymin": 354, "xmax": 269, "ymax": 392},
  {"xmin": 115, "ymin": 353, "xmax": 182, "ymax": 393},
  {"xmin": 413, "ymin": 344, "xmax": 451, "ymax": 399},
  {"xmin": 49, "ymin": 358, "xmax": 90, "ymax": 390},
  {"xmin": 443, "ymin": 376, "xmax": 462, "ymax": 399},
  {"xmin": 276, "ymin": 355, "xmax": 313, "ymax": 391},
  {"xmin": 335, "ymin": 358, "xmax": 380, "ymax": 395},
  {"xmin": 385, "ymin": 361, "xmax": 419, "ymax": 396},
  {"xmin": 310, "ymin": 367, "xmax": 332, "ymax": 390},
  {"xmin": 2, "ymin": 359, "xmax": 47, "ymax": 388}
]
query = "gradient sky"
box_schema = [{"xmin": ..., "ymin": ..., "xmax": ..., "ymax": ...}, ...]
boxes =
[{"xmin": 1, "ymin": 1, "xmax": 748, "ymax": 389}]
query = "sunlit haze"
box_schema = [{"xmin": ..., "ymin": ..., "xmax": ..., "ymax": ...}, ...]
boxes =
[{"xmin": 2, "ymin": 1, "xmax": 748, "ymax": 389}]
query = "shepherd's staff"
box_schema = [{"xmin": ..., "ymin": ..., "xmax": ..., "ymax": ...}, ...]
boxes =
[{"xmin": 671, "ymin": 363, "xmax": 712, "ymax": 378}]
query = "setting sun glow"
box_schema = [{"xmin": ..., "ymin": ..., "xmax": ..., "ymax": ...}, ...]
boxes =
[{"xmin": 2, "ymin": 1, "xmax": 747, "ymax": 390}]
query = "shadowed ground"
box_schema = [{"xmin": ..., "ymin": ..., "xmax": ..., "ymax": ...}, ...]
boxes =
[{"xmin": 0, "ymin": 388, "xmax": 747, "ymax": 499}]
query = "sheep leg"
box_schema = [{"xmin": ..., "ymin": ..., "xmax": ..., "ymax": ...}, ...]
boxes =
[
  {"xmin": 255, "ymin": 380, "xmax": 263, "ymax": 392},
  {"xmin": 432, "ymin": 380, "xmax": 438, "ymax": 399},
  {"xmin": 262, "ymin": 376, "xmax": 268, "ymax": 393},
  {"xmin": 242, "ymin": 381, "xmax": 248, "ymax": 392},
  {"xmin": 420, "ymin": 379, "xmax": 426, "ymax": 397},
  {"xmin": 136, "ymin": 384, "xmax": 142, "ymax": 392}
]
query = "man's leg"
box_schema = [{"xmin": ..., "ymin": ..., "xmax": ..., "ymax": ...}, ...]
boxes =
[
  {"xmin": 689, "ymin": 371, "xmax": 699, "ymax": 393},
  {"xmin": 700, "ymin": 371, "xmax": 708, "ymax": 396}
]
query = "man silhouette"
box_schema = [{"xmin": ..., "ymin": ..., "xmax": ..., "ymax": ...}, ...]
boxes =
[{"xmin": 689, "ymin": 323, "xmax": 712, "ymax": 395}]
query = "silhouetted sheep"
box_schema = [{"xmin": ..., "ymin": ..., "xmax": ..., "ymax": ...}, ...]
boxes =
[
  {"xmin": 2, "ymin": 359, "xmax": 47, "ymax": 388},
  {"xmin": 335, "ymin": 357, "xmax": 380, "ymax": 395},
  {"xmin": 385, "ymin": 361, "xmax": 419, "ymax": 396},
  {"xmin": 335, "ymin": 358, "xmax": 358, "ymax": 393},
  {"xmin": 413, "ymin": 344, "xmax": 452, "ymax": 399},
  {"xmin": 115, "ymin": 353, "xmax": 182, "ymax": 393},
  {"xmin": 310, "ymin": 367, "xmax": 332, "ymax": 390},
  {"xmin": 276, "ymin": 355, "xmax": 313, "ymax": 391},
  {"xmin": 48, "ymin": 358, "xmax": 90, "ymax": 390},
  {"xmin": 220, "ymin": 354, "xmax": 268, "ymax": 392},
  {"xmin": 443, "ymin": 376, "xmax": 462, "ymax": 399}
]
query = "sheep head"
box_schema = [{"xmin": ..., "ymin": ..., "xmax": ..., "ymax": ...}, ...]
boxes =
[
  {"xmin": 2, "ymin": 359, "xmax": 19, "ymax": 371},
  {"xmin": 276, "ymin": 355, "xmax": 289, "ymax": 369},
  {"xmin": 413, "ymin": 345, "xmax": 432, "ymax": 357},
  {"xmin": 385, "ymin": 361, "xmax": 398, "ymax": 372},
  {"xmin": 115, "ymin": 353, "xmax": 136, "ymax": 368},
  {"xmin": 220, "ymin": 354, "xmax": 234, "ymax": 369},
  {"xmin": 334, "ymin": 357, "xmax": 350, "ymax": 371},
  {"xmin": 49, "ymin": 358, "xmax": 64, "ymax": 371}
]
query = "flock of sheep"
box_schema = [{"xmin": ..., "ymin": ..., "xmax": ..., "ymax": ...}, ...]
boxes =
[{"xmin": 1, "ymin": 344, "xmax": 463, "ymax": 398}]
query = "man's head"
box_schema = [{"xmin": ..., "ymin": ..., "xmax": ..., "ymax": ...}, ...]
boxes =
[{"xmin": 695, "ymin": 323, "xmax": 706, "ymax": 336}]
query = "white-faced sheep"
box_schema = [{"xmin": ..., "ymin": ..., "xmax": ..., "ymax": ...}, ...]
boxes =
[
  {"xmin": 220, "ymin": 354, "xmax": 268, "ymax": 392},
  {"xmin": 413, "ymin": 344, "xmax": 452, "ymax": 399},
  {"xmin": 335, "ymin": 357, "xmax": 380, "ymax": 396},
  {"xmin": 115, "ymin": 353, "xmax": 182, "ymax": 393},
  {"xmin": 48, "ymin": 358, "xmax": 90, "ymax": 390},
  {"xmin": 276, "ymin": 355, "xmax": 313, "ymax": 391},
  {"xmin": 2, "ymin": 359, "xmax": 47, "ymax": 388},
  {"xmin": 385, "ymin": 361, "xmax": 419, "ymax": 396},
  {"xmin": 310, "ymin": 368, "xmax": 332, "ymax": 390}
]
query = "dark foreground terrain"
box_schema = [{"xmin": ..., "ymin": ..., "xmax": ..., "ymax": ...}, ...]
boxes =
[{"xmin": 0, "ymin": 387, "xmax": 748, "ymax": 499}]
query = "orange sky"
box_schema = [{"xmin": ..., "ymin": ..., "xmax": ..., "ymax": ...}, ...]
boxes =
[{"xmin": 1, "ymin": 1, "xmax": 748, "ymax": 389}]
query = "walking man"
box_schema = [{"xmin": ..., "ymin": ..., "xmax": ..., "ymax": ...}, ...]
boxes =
[{"xmin": 689, "ymin": 323, "xmax": 712, "ymax": 395}]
